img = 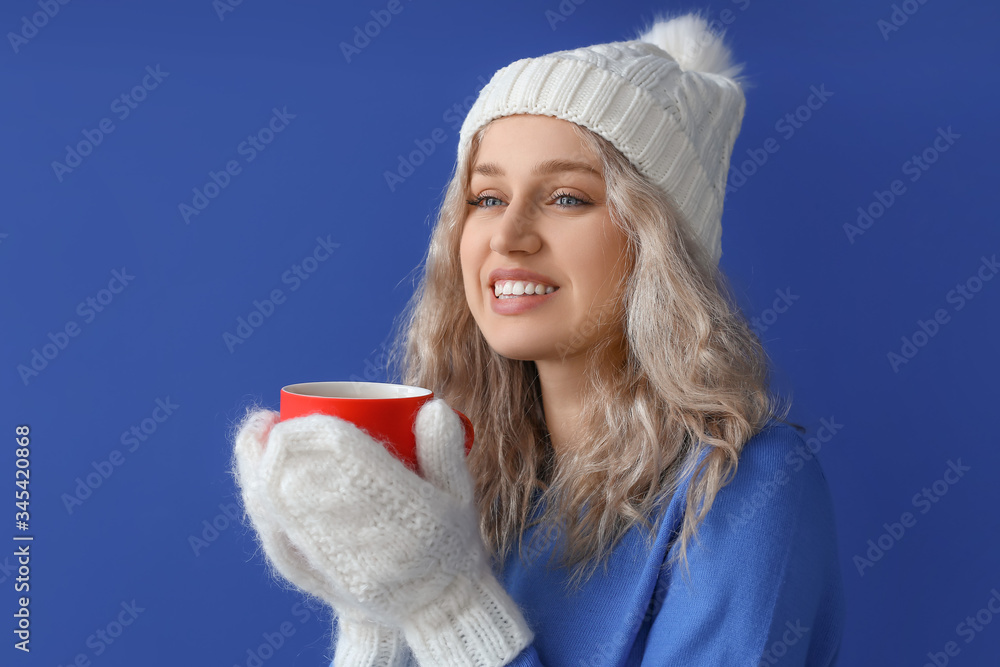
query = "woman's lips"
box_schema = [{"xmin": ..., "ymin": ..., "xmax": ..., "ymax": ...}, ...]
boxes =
[
  {"xmin": 488, "ymin": 267, "xmax": 559, "ymax": 287},
  {"xmin": 489, "ymin": 286, "xmax": 558, "ymax": 315}
]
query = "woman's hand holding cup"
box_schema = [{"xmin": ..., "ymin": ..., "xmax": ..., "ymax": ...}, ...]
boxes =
[{"xmin": 233, "ymin": 382, "xmax": 531, "ymax": 666}]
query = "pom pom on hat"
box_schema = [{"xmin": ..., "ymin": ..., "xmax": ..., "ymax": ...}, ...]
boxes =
[{"xmin": 636, "ymin": 12, "xmax": 745, "ymax": 81}]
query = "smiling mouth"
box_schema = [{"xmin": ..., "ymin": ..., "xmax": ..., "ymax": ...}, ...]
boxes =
[{"xmin": 493, "ymin": 279, "xmax": 559, "ymax": 298}]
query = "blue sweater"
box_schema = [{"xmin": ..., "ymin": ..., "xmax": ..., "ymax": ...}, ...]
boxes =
[
  {"xmin": 330, "ymin": 420, "xmax": 846, "ymax": 665},
  {"xmin": 503, "ymin": 420, "xmax": 845, "ymax": 666}
]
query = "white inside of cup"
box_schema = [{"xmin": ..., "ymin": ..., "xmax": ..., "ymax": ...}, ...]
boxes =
[{"xmin": 282, "ymin": 381, "xmax": 432, "ymax": 399}]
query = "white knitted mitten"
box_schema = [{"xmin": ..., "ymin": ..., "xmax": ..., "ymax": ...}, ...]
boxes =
[
  {"xmin": 232, "ymin": 409, "xmax": 412, "ymax": 667},
  {"xmin": 256, "ymin": 399, "xmax": 534, "ymax": 666}
]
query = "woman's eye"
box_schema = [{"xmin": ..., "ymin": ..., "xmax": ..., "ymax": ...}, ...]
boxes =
[
  {"xmin": 466, "ymin": 192, "xmax": 591, "ymax": 209},
  {"xmin": 466, "ymin": 195, "xmax": 504, "ymax": 208},
  {"xmin": 553, "ymin": 192, "xmax": 590, "ymax": 207}
]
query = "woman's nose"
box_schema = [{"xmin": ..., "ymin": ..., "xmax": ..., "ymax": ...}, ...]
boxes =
[{"xmin": 489, "ymin": 199, "xmax": 541, "ymax": 255}]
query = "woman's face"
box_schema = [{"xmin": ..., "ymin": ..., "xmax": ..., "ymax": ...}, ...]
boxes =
[{"xmin": 460, "ymin": 114, "xmax": 630, "ymax": 363}]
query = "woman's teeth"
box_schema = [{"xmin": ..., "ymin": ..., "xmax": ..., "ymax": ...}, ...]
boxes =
[{"xmin": 494, "ymin": 280, "xmax": 557, "ymax": 298}]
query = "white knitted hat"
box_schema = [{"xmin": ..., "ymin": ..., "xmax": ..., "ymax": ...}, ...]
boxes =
[{"xmin": 457, "ymin": 12, "xmax": 746, "ymax": 265}]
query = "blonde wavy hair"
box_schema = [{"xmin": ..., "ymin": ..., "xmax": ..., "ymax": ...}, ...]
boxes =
[{"xmin": 388, "ymin": 117, "xmax": 791, "ymax": 592}]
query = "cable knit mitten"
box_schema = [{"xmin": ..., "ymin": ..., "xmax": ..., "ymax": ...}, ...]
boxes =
[
  {"xmin": 258, "ymin": 399, "xmax": 534, "ymax": 666},
  {"xmin": 232, "ymin": 408, "xmax": 411, "ymax": 667},
  {"xmin": 332, "ymin": 608, "xmax": 415, "ymax": 667}
]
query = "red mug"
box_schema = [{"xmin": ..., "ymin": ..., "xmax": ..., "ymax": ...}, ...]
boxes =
[{"xmin": 279, "ymin": 381, "xmax": 473, "ymax": 474}]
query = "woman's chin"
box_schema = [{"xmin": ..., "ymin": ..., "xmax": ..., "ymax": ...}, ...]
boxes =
[{"xmin": 483, "ymin": 338, "xmax": 559, "ymax": 364}]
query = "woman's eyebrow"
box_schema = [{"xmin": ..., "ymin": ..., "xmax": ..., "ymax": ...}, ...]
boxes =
[{"xmin": 471, "ymin": 159, "xmax": 601, "ymax": 178}]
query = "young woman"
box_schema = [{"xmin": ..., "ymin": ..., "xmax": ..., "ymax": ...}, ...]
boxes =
[{"xmin": 233, "ymin": 12, "xmax": 846, "ymax": 667}]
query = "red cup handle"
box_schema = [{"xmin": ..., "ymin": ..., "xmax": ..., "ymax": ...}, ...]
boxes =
[{"xmin": 456, "ymin": 410, "xmax": 474, "ymax": 456}]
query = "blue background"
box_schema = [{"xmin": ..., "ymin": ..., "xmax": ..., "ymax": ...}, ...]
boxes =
[{"xmin": 2, "ymin": 0, "xmax": 998, "ymax": 665}]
